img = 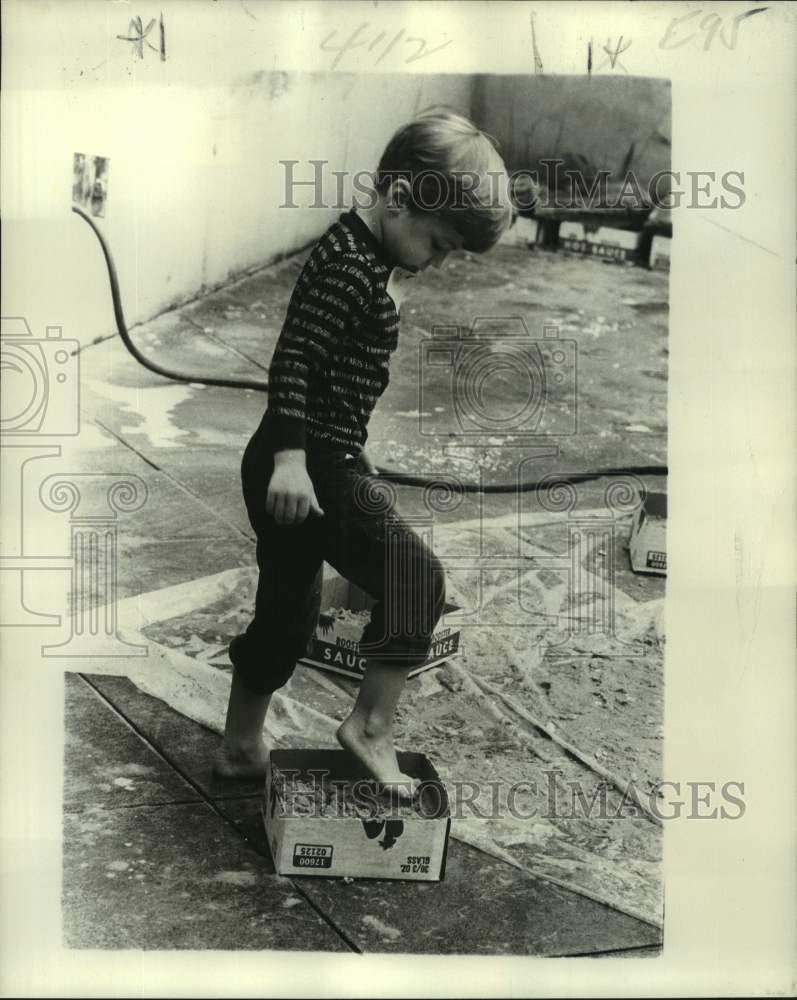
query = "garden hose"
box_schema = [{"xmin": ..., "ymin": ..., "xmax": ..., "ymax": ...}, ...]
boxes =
[{"xmin": 73, "ymin": 204, "xmax": 667, "ymax": 494}]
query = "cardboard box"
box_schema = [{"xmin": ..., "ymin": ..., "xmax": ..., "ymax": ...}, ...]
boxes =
[
  {"xmin": 649, "ymin": 234, "xmax": 671, "ymax": 270},
  {"xmin": 500, "ymin": 215, "xmax": 540, "ymax": 246},
  {"xmin": 629, "ymin": 491, "xmax": 667, "ymax": 575},
  {"xmin": 263, "ymin": 749, "xmax": 451, "ymax": 881},
  {"xmin": 559, "ymin": 221, "xmax": 640, "ymax": 263},
  {"xmin": 298, "ymin": 564, "xmax": 462, "ymax": 681}
]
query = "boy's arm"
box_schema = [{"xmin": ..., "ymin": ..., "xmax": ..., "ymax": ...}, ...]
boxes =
[{"xmin": 267, "ymin": 258, "xmax": 373, "ymax": 452}]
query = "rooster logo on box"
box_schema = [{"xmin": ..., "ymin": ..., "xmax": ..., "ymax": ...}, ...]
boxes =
[{"xmin": 361, "ymin": 818, "xmax": 404, "ymax": 851}]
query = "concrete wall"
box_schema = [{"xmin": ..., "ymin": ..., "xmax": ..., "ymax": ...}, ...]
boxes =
[
  {"xmin": 3, "ymin": 3, "xmax": 669, "ymax": 349},
  {"xmin": 471, "ymin": 74, "xmax": 671, "ymax": 191},
  {"xmin": 3, "ymin": 2, "xmax": 473, "ymax": 347}
]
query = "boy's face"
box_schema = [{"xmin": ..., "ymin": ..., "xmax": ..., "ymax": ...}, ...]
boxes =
[{"xmin": 382, "ymin": 207, "xmax": 464, "ymax": 273}]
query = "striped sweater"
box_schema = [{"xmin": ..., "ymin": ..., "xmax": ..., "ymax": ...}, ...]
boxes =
[{"xmin": 265, "ymin": 209, "xmax": 400, "ymax": 452}]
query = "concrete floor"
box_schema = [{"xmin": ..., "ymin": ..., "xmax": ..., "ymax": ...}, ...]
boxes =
[
  {"xmin": 62, "ymin": 237, "xmax": 667, "ymax": 954},
  {"xmin": 64, "ymin": 673, "xmax": 662, "ymax": 955}
]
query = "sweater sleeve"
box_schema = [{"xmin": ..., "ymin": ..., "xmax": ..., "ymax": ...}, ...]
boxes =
[{"xmin": 266, "ymin": 258, "xmax": 373, "ymax": 450}]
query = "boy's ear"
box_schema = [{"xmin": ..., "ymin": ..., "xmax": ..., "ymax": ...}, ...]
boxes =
[{"xmin": 385, "ymin": 177, "xmax": 412, "ymax": 214}]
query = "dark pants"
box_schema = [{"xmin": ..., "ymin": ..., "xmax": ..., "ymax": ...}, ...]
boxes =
[{"xmin": 232, "ymin": 417, "xmax": 447, "ymax": 695}]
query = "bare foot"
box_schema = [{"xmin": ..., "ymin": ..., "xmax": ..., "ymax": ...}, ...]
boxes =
[
  {"xmin": 336, "ymin": 717, "xmax": 418, "ymax": 801},
  {"xmin": 212, "ymin": 739, "xmax": 269, "ymax": 780}
]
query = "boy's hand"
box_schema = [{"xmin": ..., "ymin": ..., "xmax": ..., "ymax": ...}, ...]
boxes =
[
  {"xmin": 358, "ymin": 449, "xmax": 379, "ymax": 475},
  {"xmin": 267, "ymin": 450, "xmax": 325, "ymax": 525}
]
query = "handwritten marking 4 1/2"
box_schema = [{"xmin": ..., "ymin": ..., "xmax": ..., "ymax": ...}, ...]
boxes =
[{"xmin": 320, "ymin": 22, "xmax": 452, "ymax": 71}]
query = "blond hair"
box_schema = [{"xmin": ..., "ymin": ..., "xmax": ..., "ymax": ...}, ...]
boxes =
[{"xmin": 374, "ymin": 110, "xmax": 512, "ymax": 253}]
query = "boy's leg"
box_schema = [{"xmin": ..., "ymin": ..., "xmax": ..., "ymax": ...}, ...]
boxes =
[
  {"xmin": 214, "ymin": 455, "xmax": 325, "ymax": 778},
  {"xmin": 336, "ymin": 658, "xmax": 415, "ymax": 795},
  {"xmin": 213, "ymin": 667, "xmax": 273, "ymax": 779},
  {"xmin": 214, "ymin": 543, "xmax": 324, "ymax": 777},
  {"xmin": 316, "ymin": 459, "xmax": 447, "ymax": 797}
]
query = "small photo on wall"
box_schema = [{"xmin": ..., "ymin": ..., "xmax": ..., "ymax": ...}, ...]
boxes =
[{"xmin": 72, "ymin": 152, "xmax": 110, "ymax": 217}]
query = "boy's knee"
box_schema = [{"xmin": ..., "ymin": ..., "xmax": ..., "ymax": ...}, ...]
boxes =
[{"xmin": 230, "ymin": 631, "xmax": 311, "ymax": 696}]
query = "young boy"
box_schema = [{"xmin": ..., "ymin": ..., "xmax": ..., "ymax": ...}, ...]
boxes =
[{"xmin": 214, "ymin": 110, "xmax": 512, "ymax": 798}]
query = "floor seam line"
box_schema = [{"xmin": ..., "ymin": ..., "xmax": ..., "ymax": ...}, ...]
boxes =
[
  {"xmin": 556, "ymin": 941, "xmax": 662, "ymax": 958},
  {"xmin": 64, "ymin": 798, "xmax": 204, "ymax": 813},
  {"xmin": 85, "ymin": 413, "xmax": 161, "ymax": 471},
  {"xmin": 87, "ymin": 416, "xmax": 256, "ymax": 544},
  {"xmin": 183, "ymin": 316, "xmax": 271, "ymax": 373}
]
